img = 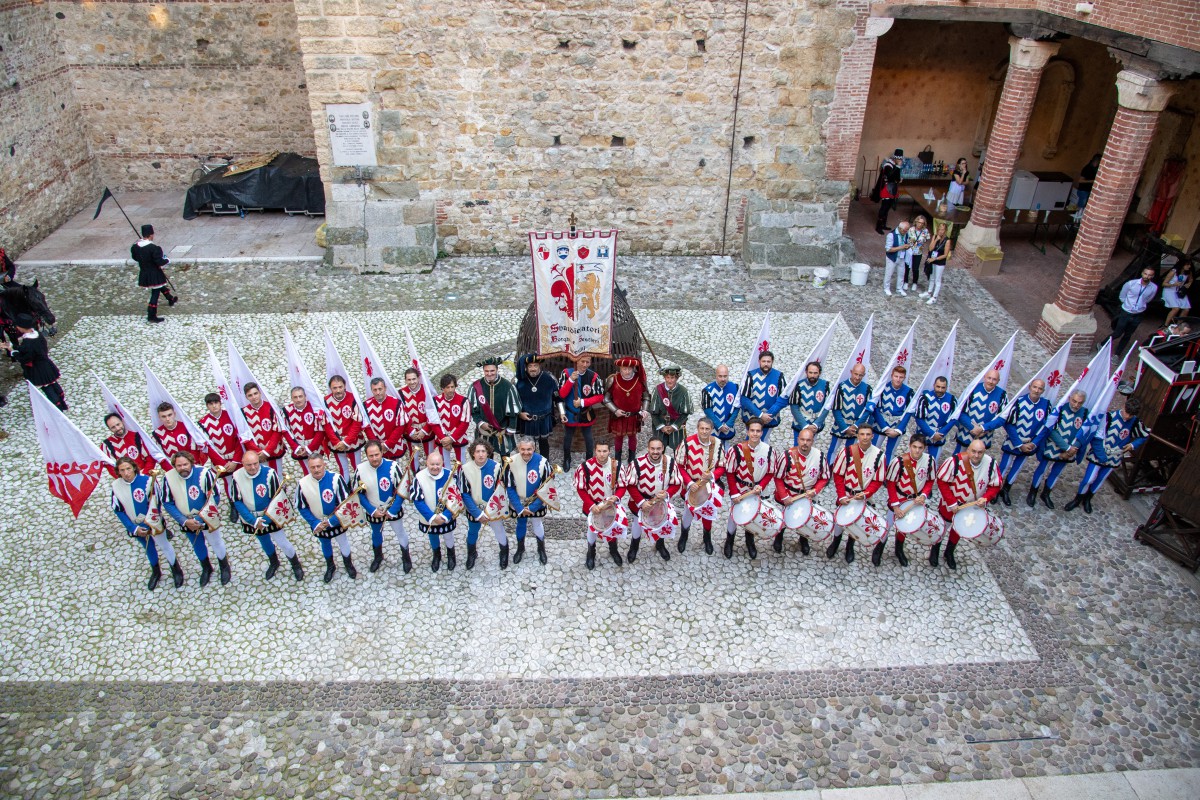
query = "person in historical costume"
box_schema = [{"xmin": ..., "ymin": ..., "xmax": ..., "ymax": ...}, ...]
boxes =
[
  {"xmin": 111, "ymin": 456, "xmax": 184, "ymax": 590},
  {"xmin": 505, "ymin": 436, "xmax": 554, "ymax": 565},
  {"xmin": 284, "ymin": 386, "xmax": 329, "ymax": 476},
  {"xmin": 649, "ymin": 364, "xmax": 693, "ymax": 451},
  {"xmin": 936, "ymin": 438, "xmax": 1002, "ymax": 570},
  {"xmin": 101, "ymin": 412, "xmax": 156, "ymax": 476},
  {"xmin": 872, "ymin": 365, "xmax": 915, "ymax": 462},
  {"xmin": 230, "ymin": 449, "xmax": 304, "ymax": 582},
  {"xmin": 364, "ymin": 377, "xmax": 410, "ymax": 463},
  {"xmin": 557, "ymin": 353, "xmax": 605, "ymax": 469},
  {"xmin": 199, "ymin": 392, "xmax": 245, "ymax": 521},
  {"xmin": 740, "ymin": 350, "xmax": 787, "ymax": 434},
  {"xmin": 296, "ymin": 454, "xmax": 359, "ymax": 583},
  {"xmin": 884, "ymin": 433, "xmax": 936, "ymax": 567},
  {"xmin": 324, "ymin": 375, "xmax": 366, "ymax": 477},
  {"xmin": 828, "ymin": 363, "xmax": 873, "ymax": 463},
  {"xmin": 356, "ymin": 440, "xmax": 413, "ymax": 574},
  {"xmin": 722, "ymin": 417, "xmax": 778, "ymax": 561},
  {"xmin": 914, "ymin": 376, "xmax": 957, "ymax": 463},
  {"xmin": 1, "ymin": 314, "xmax": 67, "ymax": 410},
  {"xmin": 130, "ymin": 224, "xmax": 177, "ymax": 323},
  {"xmin": 1028, "ymin": 390, "xmax": 1089, "ymax": 509},
  {"xmin": 401, "ymin": 367, "xmax": 438, "ymax": 461},
  {"xmin": 458, "ymin": 439, "xmax": 511, "ymax": 570},
  {"xmin": 701, "ymin": 364, "xmax": 740, "ymax": 449},
  {"xmin": 997, "ymin": 378, "xmax": 1051, "ymax": 506},
  {"xmin": 605, "ymin": 356, "xmax": 650, "ymax": 464},
  {"xmin": 240, "ymin": 383, "xmax": 287, "ymax": 474},
  {"xmin": 675, "ymin": 417, "xmax": 726, "ymax": 554},
  {"xmin": 621, "ymin": 435, "xmax": 683, "ymax": 562},
  {"xmin": 159, "ymin": 451, "xmax": 230, "ymax": 587},
  {"xmin": 1066, "ymin": 398, "xmax": 1149, "ymax": 513},
  {"xmin": 433, "ymin": 374, "xmax": 472, "ymax": 466},
  {"xmin": 471, "ymin": 357, "xmax": 521, "ymax": 458},
  {"xmin": 153, "ymin": 401, "xmax": 209, "ymax": 470},
  {"xmin": 412, "ymin": 449, "xmax": 460, "ymax": 572},
  {"xmin": 827, "ymin": 423, "xmax": 886, "ymax": 563},
  {"xmin": 773, "ymin": 426, "xmax": 829, "ymax": 556},
  {"xmin": 789, "ymin": 361, "xmax": 830, "ymax": 446},
  {"xmin": 575, "ymin": 440, "xmax": 625, "ymax": 569},
  {"xmin": 516, "ymin": 354, "xmax": 558, "ymax": 461},
  {"xmin": 955, "ymin": 369, "xmax": 1007, "ymax": 454}
]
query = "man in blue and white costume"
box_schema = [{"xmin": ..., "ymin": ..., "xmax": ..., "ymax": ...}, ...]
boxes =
[
  {"xmin": 915, "ymin": 376, "xmax": 957, "ymax": 462},
  {"xmin": 111, "ymin": 456, "xmax": 184, "ymax": 590},
  {"xmin": 740, "ymin": 350, "xmax": 787, "ymax": 435},
  {"xmin": 1065, "ymin": 398, "xmax": 1148, "ymax": 514},
  {"xmin": 702, "ymin": 364, "xmax": 740, "ymax": 449},
  {"xmin": 412, "ymin": 448, "xmax": 459, "ymax": 572},
  {"xmin": 872, "ymin": 364, "xmax": 914, "ymax": 462},
  {"xmin": 160, "ymin": 451, "xmax": 230, "ymax": 587},
  {"xmin": 789, "ymin": 361, "xmax": 830, "ymax": 446},
  {"xmin": 1028, "ymin": 389, "xmax": 1089, "ymax": 509},
  {"xmin": 357, "ymin": 439, "xmax": 412, "ymax": 575},
  {"xmin": 828, "ymin": 362, "xmax": 872, "ymax": 463},
  {"xmin": 506, "ymin": 436, "xmax": 553, "ymax": 566},
  {"xmin": 458, "ymin": 439, "xmax": 510, "ymax": 570},
  {"xmin": 230, "ymin": 449, "xmax": 304, "ymax": 582},
  {"xmin": 997, "ymin": 378, "xmax": 1051, "ymax": 506},
  {"xmin": 954, "ymin": 369, "xmax": 1007, "ymax": 454},
  {"xmin": 297, "ymin": 454, "xmax": 358, "ymax": 582}
]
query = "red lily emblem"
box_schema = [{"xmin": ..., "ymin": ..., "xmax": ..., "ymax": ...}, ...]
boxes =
[
  {"xmin": 1046, "ymin": 370, "xmax": 1062, "ymax": 387},
  {"xmin": 364, "ymin": 357, "xmax": 374, "ymax": 377}
]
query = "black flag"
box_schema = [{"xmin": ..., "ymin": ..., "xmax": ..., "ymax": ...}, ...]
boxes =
[{"xmin": 92, "ymin": 187, "xmax": 114, "ymax": 220}]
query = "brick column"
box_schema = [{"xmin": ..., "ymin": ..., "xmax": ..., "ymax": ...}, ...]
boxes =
[
  {"xmin": 953, "ymin": 38, "xmax": 1060, "ymax": 270},
  {"xmin": 1036, "ymin": 70, "xmax": 1174, "ymax": 352}
]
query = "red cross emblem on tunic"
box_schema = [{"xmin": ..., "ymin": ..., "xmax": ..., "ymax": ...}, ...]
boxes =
[
  {"xmin": 768, "ymin": 385, "xmax": 778, "ymax": 397},
  {"xmin": 384, "ymin": 409, "xmax": 395, "ymax": 421},
  {"xmin": 256, "ymin": 484, "xmax": 267, "ymax": 497},
  {"xmin": 940, "ymin": 401, "xmax": 951, "ymax": 413},
  {"xmin": 815, "ymin": 391, "xmax": 825, "ymax": 403},
  {"xmin": 321, "ymin": 488, "xmax": 334, "ymax": 503},
  {"xmin": 133, "ymin": 488, "xmax": 146, "ymax": 502},
  {"xmin": 856, "ymin": 395, "xmax": 864, "ymax": 405}
]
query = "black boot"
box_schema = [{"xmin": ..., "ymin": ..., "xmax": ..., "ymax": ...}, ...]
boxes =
[
  {"xmin": 164, "ymin": 289, "xmax": 178, "ymax": 307},
  {"xmin": 562, "ymin": 453, "xmax": 572, "ymax": 472},
  {"xmin": 655, "ymin": 539, "xmax": 671, "ymax": 561},
  {"xmin": 218, "ymin": 557, "xmax": 231, "ymax": 586},
  {"xmin": 431, "ymin": 548, "xmax": 442, "ymax": 573},
  {"xmin": 895, "ymin": 538, "xmax": 909, "ymax": 567},
  {"xmin": 1082, "ymin": 492, "xmax": 1094, "ymax": 514},
  {"xmin": 265, "ymin": 552, "xmax": 281, "ymax": 580},
  {"xmin": 466, "ymin": 543, "xmax": 478, "ymax": 570},
  {"xmin": 723, "ymin": 533, "xmax": 735, "ymax": 559},
  {"xmin": 147, "ymin": 304, "xmax": 164, "ymax": 323},
  {"xmin": 845, "ymin": 539, "xmax": 856, "ymax": 563},
  {"xmin": 401, "ymin": 547, "xmax": 413, "ymax": 573},
  {"xmin": 1000, "ymin": 482, "xmax": 1012, "ymax": 507},
  {"xmin": 323, "ymin": 556, "xmax": 336, "ymax": 583},
  {"xmin": 586, "ymin": 543, "xmax": 597, "ymax": 570},
  {"xmin": 1040, "ymin": 487, "xmax": 1054, "ymax": 509},
  {"xmin": 513, "ymin": 539, "xmax": 525, "ymax": 564},
  {"xmin": 536, "ymin": 538, "xmax": 547, "ymax": 565},
  {"xmin": 170, "ymin": 561, "xmax": 185, "ymax": 588},
  {"xmin": 199, "ymin": 558, "xmax": 214, "ymax": 588},
  {"xmin": 627, "ymin": 537, "xmax": 640, "ymax": 563},
  {"xmin": 1026, "ymin": 487, "xmax": 1038, "ymax": 508},
  {"xmin": 799, "ymin": 536, "xmax": 811, "ymax": 556},
  {"xmin": 370, "ymin": 544, "xmax": 385, "ymax": 572},
  {"xmin": 342, "ymin": 554, "xmax": 357, "ymax": 578},
  {"xmin": 678, "ymin": 527, "xmax": 689, "ymax": 553},
  {"xmin": 289, "ymin": 555, "xmax": 304, "ymax": 581},
  {"xmin": 228, "ymin": 504, "xmax": 239, "ymax": 523},
  {"xmin": 745, "ymin": 531, "xmax": 758, "ymax": 560},
  {"xmin": 499, "ymin": 544, "xmax": 509, "ymax": 569},
  {"xmin": 147, "ymin": 565, "xmax": 162, "ymax": 591},
  {"xmin": 608, "ymin": 540, "xmax": 623, "ymax": 566},
  {"xmin": 445, "ymin": 548, "xmax": 456, "ymax": 571},
  {"xmin": 929, "ymin": 543, "xmax": 941, "ymax": 568},
  {"xmin": 825, "ymin": 534, "xmax": 842, "ymax": 559},
  {"xmin": 772, "ymin": 531, "xmax": 784, "ymax": 554},
  {"xmin": 944, "ymin": 541, "xmax": 958, "ymax": 571},
  {"xmin": 871, "ymin": 541, "xmax": 885, "ymax": 566},
  {"xmin": 1064, "ymin": 494, "xmax": 1082, "ymax": 512},
  {"xmin": 703, "ymin": 529, "xmax": 714, "ymax": 555}
]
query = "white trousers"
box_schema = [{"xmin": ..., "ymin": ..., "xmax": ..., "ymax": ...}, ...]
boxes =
[
  {"xmin": 270, "ymin": 529, "xmax": 297, "ymax": 559},
  {"xmin": 332, "ymin": 532, "xmax": 352, "ymax": 557},
  {"xmin": 152, "ymin": 533, "xmax": 177, "ymax": 565},
  {"xmin": 206, "ymin": 528, "xmax": 227, "ymax": 560},
  {"xmin": 929, "ymin": 263, "xmax": 945, "ymax": 299},
  {"xmin": 883, "ymin": 258, "xmax": 905, "ymax": 291}
]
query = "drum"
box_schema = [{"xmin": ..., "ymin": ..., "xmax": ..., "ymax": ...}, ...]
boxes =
[
  {"xmin": 637, "ymin": 500, "xmax": 678, "ymax": 542},
  {"xmin": 264, "ymin": 491, "xmax": 293, "ymax": 527},
  {"xmin": 731, "ymin": 495, "xmax": 784, "ymax": 538},
  {"xmin": 905, "ymin": 512, "xmax": 946, "ymax": 547},
  {"xmin": 685, "ymin": 480, "xmax": 726, "ymax": 522},
  {"xmin": 483, "ymin": 490, "xmax": 508, "ymax": 521},
  {"xmin": 334, "ymin": 493, "xmax": 367, "ymax": 528},
  {"xmin": 803, "ymin": 504, "xmax": 836, "ymax": 545},
  {"xmin": 782, "ymin": 497, "xmax": 813, "ymax": 531},
  {"xmin": 587, "ymin": 502, "xmax": 631, "ymax": 542},
  {"xmin": 833, "ymin": 499, "xmax": 887, "ymax": 546},
  {"xmin": 951, "ymin": 505, "xmax": 990, "ymax": 540},
  {"xmin": 893, "ymin": 502, "xmax": 927, "ymax": 535},
  {"xmin": 978, "ymin": 512, "xmax": 1005, "ymax": 547}
]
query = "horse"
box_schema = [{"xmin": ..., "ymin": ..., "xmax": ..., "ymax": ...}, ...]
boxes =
[{"xmin": 1, "ymin": 280, "xmax": 57, "ymax": 346}]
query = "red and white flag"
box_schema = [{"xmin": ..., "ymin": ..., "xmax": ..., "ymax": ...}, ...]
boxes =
[
  {"xmin": 913, "ymin": 321, "xmax": 958, "ymax": 401},
  {"xmin": 323, "ymin": 327, "xmax": 368, "ymax": 419},
  {"xmin": 29, "ymin": 383, "xmax": 114, "ymax": 518},
  {"xmin": 1059, "ymin": 337, "xmax": 1112, "ymax": 413},
  {"xmin": 205, "ymin": 338, "xmax": 252, "ymax": 442},
  {"xmin": 144, "ymin": 364, "xmax": 211, "ymax": 449},
  {"xmin": 951, "ymin": 330, "xmax": 1018, "ymax": 422},
  {"xmin": 1089, "ymin": 346, "xmax": 1133, "ymax": 439},
  {"xmin": 283, "ymin": 328, "xmax": 328, "ymax": 414},
  {"xmin": 741, "ymin": 312, "xmax": 773, "ymax": 384},
  {"xmin": 1002, "ymin": 337, "xmax": 1073, "ymax": 416},
  {"xmin": 94, "ymin": 373, "xmax": 168, "ymax": 464},
  {"xmin": 404, "ymin": 327, "xmax": 443, "ymax": 426},
  {"xmin": 529, "ymin": 229, "xmax": 617, "ymax": 357},
  {"xmin": 228, "ymin": 337, "xmax": 290, "ymax": 434},
  {"xmin": 783, "ymin": 315, "xmax": 841, "ymax": 398},
  {"xmin": 356, "ymin": 323, "xmax": 399, "ymax": 400},
  {"xmin": 871, "ymin": 317, "xmax": 918, "ymax": 403},
  {"xmin": 823, "ymin": 314, "xmax": 874, "ymax": 413}
]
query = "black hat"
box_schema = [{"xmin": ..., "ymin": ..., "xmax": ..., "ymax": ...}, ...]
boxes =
[
  {"xmin": 13, "ymin": 313, "xmax": 35, "ymax": 329},
  {"xmin": 141, "ymin": 224, "xmax": 154, "ymax": 237},
  {"xmin": 660, "ymin": 364, "xmax": 682, "ymax": 377},
  {"xmin": 476, "ymin": 356, "xmax": 504, "ymax": 367},
  {"xmin": 893, "ymin": 148, "xmax": 904, "ymax": 158}
]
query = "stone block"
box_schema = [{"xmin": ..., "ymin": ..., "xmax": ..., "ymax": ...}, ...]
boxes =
[
  {"xmin": 747, "ymin": 266, "xmax": 782, "ymax": 280},
  {"xmin": 325, "ymin": 200, "xmax": 362, "ymax": 229},
  {"xmin": 382, "ymin": 246, "xmax": 436, "ymax": 268},
  {"xmin": 324, "ymin": 226, "xmax": 368, "ymax": 246},
  {"xmin": 1023, "ymin": 773, "xmax": 1136, "ymax": 800},
  {"xmin": 327, "ymin": 244, "xmax": 362, "ymax": 270},
  {"xmin": 402, "ymin": 202, "xmax": 434, "ymax": 225},
  {"xmin": 330, "ymin": 183, "xmax": 368, "ymax": 203},
  {"xmin": 415, "ymin": 224, "xmax": 436, "ymax": 246},
  {"xmin": 370, "ymin": 180, "xmax": 420, "ymax": 200},
  {"xmin": 377, "ymin": 110, "xmax": 403, "ymax": 132},
  {"xmin": 771, "ymin": 243, "xmax": 834, "ymax": 265},
  {"xmin": 748, "ymin": 227, "xmax": 793, "ymax": 245},
  {"xmin": 777, "ymin": 145, "xmax": 803, "ymax": 165}
]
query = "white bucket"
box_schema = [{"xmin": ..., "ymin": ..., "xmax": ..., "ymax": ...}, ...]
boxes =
[
  {"xmin": 812, "ymin": 267, "xmax": 830, "ymax": 288},
  {"xmin": 849, "ymin": 262, "xmax": 870, "ymax": 287}
]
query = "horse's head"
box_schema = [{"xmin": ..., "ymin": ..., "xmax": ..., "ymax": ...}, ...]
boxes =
[{"xmin": 22, "ymin": 280, "xmax": 55, "ymax": 325}]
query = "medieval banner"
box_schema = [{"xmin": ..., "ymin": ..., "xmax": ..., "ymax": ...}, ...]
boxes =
[{"xmin": 529, "ymin": 230, "xmax": 617, "ymax": 358}]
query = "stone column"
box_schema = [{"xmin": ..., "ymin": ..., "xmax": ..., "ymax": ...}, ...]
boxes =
[
  {"xmin": 1036, "ymin": 70, "xmax": 1174, "ymax": 351},
  {"xmin": 953, "ymin": 38, "xmax": 1060, "ymax": 270}
]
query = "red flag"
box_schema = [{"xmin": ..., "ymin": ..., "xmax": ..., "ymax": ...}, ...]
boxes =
[{"xmin": 29, "ymin": 383, "xmax": 113, "ymax": 517}]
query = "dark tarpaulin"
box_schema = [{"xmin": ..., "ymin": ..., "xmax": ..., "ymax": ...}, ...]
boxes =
[{"xmin": 182, "ymin": 153, "xmax": 325, "ymax": 219}]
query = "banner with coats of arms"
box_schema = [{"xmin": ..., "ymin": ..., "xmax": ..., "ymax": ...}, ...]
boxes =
[{"xmin": 529, "ymin": 230, "xmax": 617, "ymax": 358}]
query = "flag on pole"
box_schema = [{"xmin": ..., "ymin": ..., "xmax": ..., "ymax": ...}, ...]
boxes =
[
  {"xmin": 871, "ymin": 318, "xmax": 919, "ymax": 402},
  {"xmin": 782, "ymin": 315, "xmax": 841, "ymax": 399},
  {"xmin": 283, "ymin": 329, "xmax": 329, "ymax": 414},
  {"xmin": 1058, "ymin": 338, "xmax": 1112, "ymax": 413},
  {"xmin": 92, "ymin": 187, "xmax": 115, "ymax": 220},
  {"xmin": 1002, "ymin": 337, "xmax": 1073, "ymax": 416},
  {"xmin": 823, "ymin": 314, "xmax": 874, "ymax": 413},
  {"xmin": 741, "ymin": 312, "xmax": 773, "ymax": 383},
  {"xmin": 951, "ymin": 330, "xmax": 1018, "ymax": 422},
  {"xmin": 1087, "ymin": 346, "xmax": 1134, "ymax": 442},
  {"xmin": 94, "ymin": 373, "xmax": 168, "ymax": 464},
  {"xmin": 912, "ymin": 321, "xmax": 959, "ymax": 404},
  {"xmin": 226, "ymin": 339, "xmax": 258, "ymax": 408},
  {"xmin": 323, "ymin": 327, "xmax": 368, "ymax": 419},
  {"xmin": 144, "ymin": 364, "xmax": 211, "ymax": 449},
  {"xmin": 205, "ymin": 338, "xmax": 252, "ymax": 441},
  {"xmin": 29, "ymin": 383, "xmax": 114, "ymax": 517},
  {"xmin": 404, "ymin": 327, "xmax": 443, "ymax": 426},
  {"xmin": 357, "ymin": 323, "xmax": 399, "ymax": 400}
]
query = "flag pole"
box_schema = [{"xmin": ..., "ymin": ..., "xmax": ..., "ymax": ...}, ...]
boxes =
[{"xmin": 104, "ymin": 188, "xmax": 142, "ymax": 239}]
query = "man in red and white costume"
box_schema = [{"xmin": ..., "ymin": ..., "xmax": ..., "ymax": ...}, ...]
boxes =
[
  {"xmin": 101, "ymin": 412, "xmax": 156, "ymax": 476},
  {"xmin": 240, "ymin": 383, "xmax": 286, "ymax": 473},
  {"xmin": 675, "ymin": 417, "xmax": 727, "ymax": 555},
  {"xmin": 324, "ymin": 375, "xmax": 366, "ymax": 477},
  {"xmin": 935, "ymin": 437, "xmax": 1002, "ymax": 571},
  {"xmin": 401, "ymin": 367, "xmax": 437, "ymax": 463},
  {"xmin": 574, "ymin": 440, "xmax": 625, "ymax": 570},
  {"xmin": 153, "ymin": 402, "xmax": 208, "ymax": 470},
  {"xmin": 199, "ymin": 391, "xmax": 245, "ymax": 519},
  {"xmin": 433, "ymin": 374, "xmax": 471, "ymax": 466},
  {"xmin": 363, "ymin": 377, "xmax": 409, "ymax": 463},
  {"xmin": 773, "ymin": 426, "xmax": 829, "ymax": 557},
  {"xmin": 827, "ymin": 423, "xmax": 885, "ymax": 563},
  {"xmin": 284, "ymin": 386, "xmax": 329, "ymax": 476},
  {"xmin": 884, "ymin": 433, "xmax": 935, "ymax": 568},
  {"xmin": 620, "ymin": 435, "xmax": 682, "ymax": 563},
  {"xmin": 722, "ymin": 417, "xmax": 777, "ymax": 561}
]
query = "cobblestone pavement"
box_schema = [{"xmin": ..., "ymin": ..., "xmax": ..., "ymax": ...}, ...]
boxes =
[{"xmin": 1, "ymin": 255, "xmax": 1198, "ymax": 799}]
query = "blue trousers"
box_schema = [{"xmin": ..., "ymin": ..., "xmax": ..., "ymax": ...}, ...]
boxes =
[
  {"xmin": 1030, "ymin": 458, "xmax": 1068, "ymax": 490},
  {"xmin": 184, "ymin": 530, "xmax": 209, "ymax": 561},
  {"xmin": 827, "ymin": 436, "xmax": 851, "ymax": 464},
  {"xmin": 998, "ymin": 452, "xmax": 1032, "ymax": 484},
  {"xmin": 1077, "ymin": 464, "xmax": 1112, "ymax": 494},
  {"xmin": 139, "ymin": 536, "xmax": 159, "ymax": 566},
  {"xmin": 873, "ymin": 433, "xmax": 903, "ymax": 462},
  {"xmin": 256, "ymin": 533, "xmax": 276, "ymax": 556}
]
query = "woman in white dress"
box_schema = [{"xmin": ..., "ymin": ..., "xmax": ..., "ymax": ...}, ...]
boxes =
[
  {"xmin": 1162, "ymin": 259, "xmax": 1193, "ymax": 326},
  {"xmin": 947, "ymin": 158, "xmax": 969, "ymax": 208}
]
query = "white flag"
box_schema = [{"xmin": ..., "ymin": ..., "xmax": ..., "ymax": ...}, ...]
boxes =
[
  {"xmin": 913, "ymin": 321, "xmax": 958, "ymax": 402},
  {"xmin": 741, "ymin": 312, "xmax": 773, "ymax": 383},
  {"xmin": 783, "ymin": 315, "xmax": 841, "ymax": 399},
  {"xmin": 144, "ymin": 364, "xmax": 211, "ymax": 448},
  {"xmin": 823, "ymin": 314, "xmax": 874, "ymax": 413},
  {"xmin": 283, "ymin": 328, "xmax": 329, "ymax": 414},
  {"xmin": 1059, "ymin": 338, "xmax": 1113, "ymax": 413},
  {"xmin": 1088, "ymin": 346, "xmax": 1134, "ymax": 441},
  {"xmin": 29, "ymin": 383, "xmax": 114, "ymax": 517},
  {"xmin": 205, "ymin": 338, "xmax": 252, "ymax": 441},
  {"xmin": 951, "ymin": 330, "xmax": 1018, "ymax": 422},
  {"xmin": 871, "ymin": 317, "xmax": 918, "ymax": 402},
  {"xmin": 94, "ymin": 373, "xmax": 168, "ymax": 465},
  {"xmin": 323, "ymin": 327, "xmax": 368, "ymax": 419},
  {"xmin": 404, "ymin": 327, "xmax": 443, "ymax": 426},
  {"xmin": 1002, "ymin": 337, "xmax": 1073, "ymax": 417},
  {"xmin": 357, "ymin": 323, "xmax": 399, "ymax": 400},
  {"xmin": 226, "ymin": 339, "xmax": 258, "ymax": 408}
]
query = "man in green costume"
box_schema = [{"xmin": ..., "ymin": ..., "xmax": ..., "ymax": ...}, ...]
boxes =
[
  {"xmin": 470, "ymin": 356, "xmax": 521, "ymax": 457},
  {"xmin": 649, "ymin": 364, "xmax": 693, "ymax": 451}
]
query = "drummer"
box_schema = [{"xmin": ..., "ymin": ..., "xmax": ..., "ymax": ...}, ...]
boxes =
[
  {"xmin": 721, "ymin": 417, "xmax": 778, "ymax": 561},
  {"xmin": 827, "ymin": 423, "xmax": 886, "ymax": 564},
  {"xmin": 675, "ymin": 417, "xmax": 727, "ymax": 555},
  {"xmin": 935, "ymin": 438, "xmax": 1003, "ymax": 571},
  {"xmin": 575, "ymin": 441, "xmax": 626, "ymax": 569},
  {"xmin": 620, "ymin": 435, "xmax": 683, "ymax": 562},
  {"xmin": 459, "ymin": 439, "xmax": 511, "ymax": 570},
  {"xmin": 773, "ymin": 427, "xmax": 830, "ymax": 556},
  {"xmin": 884, "ymin": 433, "xmax": 936, "ymax": 567}
]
